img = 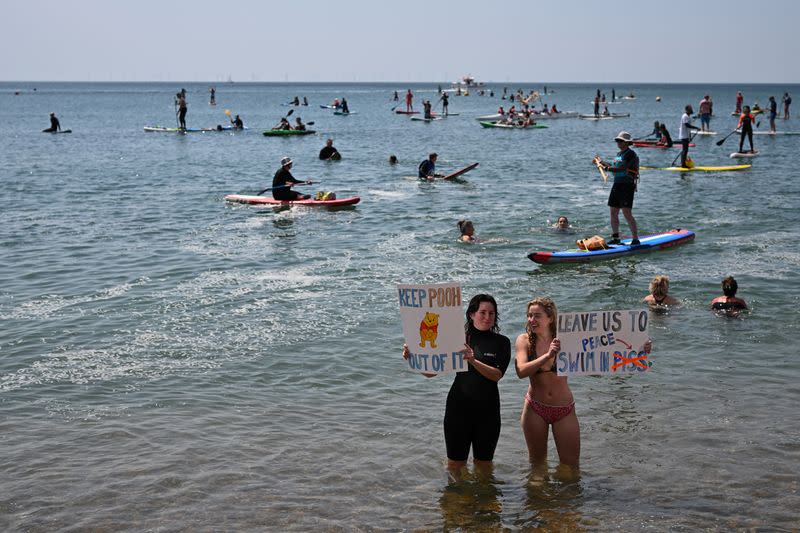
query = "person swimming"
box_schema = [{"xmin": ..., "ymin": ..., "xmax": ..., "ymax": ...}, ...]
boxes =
[
  {"xmin": 711, "ymin": 276, "xmax": 748, "ymax": 316},
  {"xmin": 553, "ymin": 216, "xmax": 570, "ymax": 230},
  {"xmin": 457, "ymin": 219, "xmax": 477, "ymax": 242},
  {"xmin": 643, "ymin": 275, "xmax": 679, "ymax": 308}
]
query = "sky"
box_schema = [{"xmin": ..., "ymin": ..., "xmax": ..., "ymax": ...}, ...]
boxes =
[{"xmin": 2, "ymin": 0, "xmax": 799, "ymax": 83}]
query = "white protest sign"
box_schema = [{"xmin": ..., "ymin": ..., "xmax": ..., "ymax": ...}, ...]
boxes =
[
  {"xmin": 556, "ymin": 309, "xmax": 651, "ymax": 376},
  {"xmin": 397, "ymin": 283, "xmax": 467, "ymax": 375}
]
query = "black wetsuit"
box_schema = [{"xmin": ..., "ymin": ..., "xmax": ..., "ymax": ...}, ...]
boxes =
[
  {"xmin": 44, "ymin": 116, "xmax": 60, "ymax": 132},
  {"xmin": 418, "ymin": 159, "xmax": 436, "ymax": 178},
  {"xmin": 660, "ymin": 127, "xmax": 673, "ymax": 147},
  {"xmin": 444, "ymin": 328, "xmax": 511, "ymax": 461},
  {"xmin": 319, "ymin": 146, "xmax": 340, "ymax": 160},
  {"xmin": 232, "ymin": 116, "xmax": 243, "ymax": 129},
  {"xmin": 341, "ymin": 99, "xmax": 349, "ymax": 113},
  {"xmin": 272, "ymin": 167, "xmax": 303, "ymax": 200},
  {"xmin": 739, "ymin": 114, "xmax": 754, "ymax": 152},
  {"xmin": 178, "ymin": 97, "xmax": 187, "ymax": 129}
]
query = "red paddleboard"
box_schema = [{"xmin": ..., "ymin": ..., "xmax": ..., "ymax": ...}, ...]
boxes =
[
  {"xmin": 633, "ymin": 142, "xmax": 695, "ymax": 148},
  {"xmin": 225, "ymin": 195, "xmax": 360, "ymax": 207},
  {"xmin": 441, "ymin": 162, "xmax": 479, "ymax": 180},
  {"xmin": 395, "ymin": 110, "xmax": 419, "ymax": 115}
]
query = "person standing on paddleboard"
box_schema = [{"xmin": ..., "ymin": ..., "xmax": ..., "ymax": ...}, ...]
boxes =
[
  {"xmin": 737, "ymin": 106, "xmax": 756, "ymax": 154},
  {"xmin": 768, "ymin": 96, "xmax": 778, "ymax": 133},
  {"xmin": 594, "ymin": 132, "xmax": 641, "ymax": 246},
  {"xmin": 679, "ymin": 105, "xmax": 700, "ymax": 168},
  {"xmin": 405, "ymin": 89, "xmax": 413, "ymax": 112},
  {"xmin": 176, "ymin": 92, "xmax": 188, "ymax": 130},
  {"xmin": 272, "ymin": 157, "xmax": 311, "ymax": 201},
  {"xmin": 698, "ymin": 95, "xmax": 712, "ymax": 132},
  {"xmin": 441, "ymin": 92, "xmax": 449, "ymax": 116},
  {"xmin": 735, "ymin": 91, "xmax": 744, "ymax": 114},
  {"xmin": 418, "ymin": 153, "xmax": 443, "ymax": 181},
  {"xmin": 403, "ymin": 294, "xmax": 511, "ymax": 474},
  {"xmin": 782, "ymin": 92, "xmax": 791, "ymax": 119}
]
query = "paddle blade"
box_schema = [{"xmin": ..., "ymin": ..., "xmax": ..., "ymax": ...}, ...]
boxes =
[
  {"xmin": 224, "ymin": 109, "xmax": 231, "ymax": 116},
  {"xmin": 287, "ymin": 109, "xmax": 294, "ymax": 117},
  {"xmin": 715, "ymin": 138, "xmax": 726, "ymax": 146},
  {"xmin": 306, "ymin": 121, "xmax": 315, "ymax": 126}
]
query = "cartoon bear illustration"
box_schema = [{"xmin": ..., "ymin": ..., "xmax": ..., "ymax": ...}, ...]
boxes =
[{"xmin": 419, "ymin": 312, "xmax": 439, "ymax": 348}]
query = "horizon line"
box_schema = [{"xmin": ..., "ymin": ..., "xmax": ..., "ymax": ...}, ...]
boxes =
[{"xmin": 2, "ymin": 80, "xmax": 799, "ymax": 86}]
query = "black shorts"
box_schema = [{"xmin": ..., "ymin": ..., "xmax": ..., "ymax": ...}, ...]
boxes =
[
  {"xmin": 608, "ymin": 183, "xmax": 636, "ymax": 209},
  {"xmin": 443, "ymin": 392, "xmax": 501, "ymax": 462}
]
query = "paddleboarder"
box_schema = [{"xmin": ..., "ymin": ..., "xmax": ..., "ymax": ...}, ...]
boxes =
[
  {"xmin": 679, "ymin": 105, "xmax": 700, "ymax": 168},
  {"xmin": 711, "ymin": 276, "xmax": 747, "ymax": 316},
  {"xmin": 768, "ymin": 96, "xmax": 778, "ymax": 133},
  {"xmin": 43, "ymin": 112, "xmax": 61, "ymax": 132},
  {"xmin": 593, "ymin": 131, "xmax": 641, "ymax": 246},
  {"xmin": 782, "ymin": 92, "xmax": 791, "ymax": 119},
  {"xmin": 405, "ymin": 89, "xmax": 414, "ymax": 112},
  {"xmin": 402, "ymin": 293, "xmax": 511, "ymax": 474},
  {"xmin": 659, "ymin": 123, "xmax": 674, "ymax": 147},
  {"xmin": 423, "ymin": 100, "xmax": 433, "ymax": 119},
  {"xmin": 209, "ymin": 87, "xmax": 216, "ymax": 105},
  {"xmin": 698, "ymin": 95, "xmax": 712, "ymax": 132},
  {"xmin": 319, "ymin": 138, "xmax": 341, "ymax": 160},
  {"xmin": 441, "ymin": 92, "xmax": 449, "ymax": 115},
  {"xmin": 272, "ymin": 157, "xmax": 311, "ymax": 201},
  {"xmin": 735, "ymin": 91, "xmax": 743, "ymax": 114},
  {"xmin": 176, "ymin": 92, "xmax": 187, "ymax": 130},
  {"xmin": 340, "ymin": 98, "xmax": 349, "ymax": 114},
  {"xmin": 737, "ymin": 105, "xmax": 756, "ymax": 154},
  {"xmin": 418, "ymin": 153, "xmax": 442, "ymax": 180}
]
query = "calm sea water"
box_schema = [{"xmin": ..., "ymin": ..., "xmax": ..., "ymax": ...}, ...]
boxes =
[{"xmin": 1, "ymin": 81, "xmax": 799, "ymax": 531}]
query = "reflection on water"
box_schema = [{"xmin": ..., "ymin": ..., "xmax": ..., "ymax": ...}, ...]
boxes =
[
  {"xmin": 521, "ymin": 462, "xmax": 584, "ymax": 532},
  {"xmin": 439, "ymin": 466, "xmax": 503, "ymax": 532}
]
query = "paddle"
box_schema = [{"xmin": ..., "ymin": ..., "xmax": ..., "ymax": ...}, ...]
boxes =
[
  {"xmin": 257, "ymin": 180, "xmax": 314, "ymax": 196},
  {"xmin": 717, "ymin": 121, "xmax": 761, "ymax": 147},
  {"xmin": 272, "ymin": 108, "xmax": 294, "ymax": 129},
  {"xmin": 671, "ymin": 131, "xmax": 698, "ymax": 167},
  {"xmin": 592, "ymin": 156, "xmax": 609, "ymax": 183}
]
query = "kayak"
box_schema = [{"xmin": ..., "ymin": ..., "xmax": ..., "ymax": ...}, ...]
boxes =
[
  {"xmin": 730, "ymin": 151, "xmax": 759, "ymax": 158},
  {"xmin": 633, "ymin": 142, "xmax": 694, "ymax": 148},
  {"xmin": 528, "ymin": 229, "xmax": 695, "ymax": 265},
  {"xmin": 333, "ymin": 110, "xmax": 357, "ymax": 115},
  {"xmin": 395, "ymin": 110, "xmax": 419, "ymax": 115},
  {"xmin": 144, "ymin": 126, "xmax": 203, "ymax": 132},
  {"xmin": 262, "ymin": 129, "xmax": 316, "ymax": 136},
  {"xmin": 411, "ymin": 116, "xmax": 442, "ymax": 122},
  {"xmin": 479, "ymin": 121, "xmax": 548, "ymax": 129},
  {"xmin": 225, "ymin": 194, "xmax": 360, "ymax": 207},
  {"xmin": 442, "ymin": 162, "xmax": 479, "ymax": 180},
  {"xmin": 641, "ymin": 164, "xmax": 751, "ymax": 172},
  {"xmin": 475, "ymin": 112, "xmax": 578, "ymax": 121}
]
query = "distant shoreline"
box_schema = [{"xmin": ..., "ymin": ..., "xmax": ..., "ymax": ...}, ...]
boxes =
[{"xmin": 2, "ymin": 80, "xmax": 799, "ymax": 86}]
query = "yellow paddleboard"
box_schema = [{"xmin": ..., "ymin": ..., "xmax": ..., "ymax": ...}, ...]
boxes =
[{"xmin": 640, "ymin": 164, "xmax": 752, "ymax": 172}]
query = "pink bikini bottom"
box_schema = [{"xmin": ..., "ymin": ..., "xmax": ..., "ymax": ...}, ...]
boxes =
[{"xmin": 525, "ymin": 392, "xmax": 575, "ymax": 425}]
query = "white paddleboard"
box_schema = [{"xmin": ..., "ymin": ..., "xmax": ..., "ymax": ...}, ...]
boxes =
[
  {"xmin": 730, "ymin": 151, "xmax": 759, "ymax": 158},
  {"xmin": 694, "ymin": 131, "xmax": 718, "ymax": 136}
]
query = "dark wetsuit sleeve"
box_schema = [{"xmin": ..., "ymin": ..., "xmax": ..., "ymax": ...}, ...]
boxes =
[{"xmin": 418, "ymin": 160, "xmax": 434, "ymax": 178}]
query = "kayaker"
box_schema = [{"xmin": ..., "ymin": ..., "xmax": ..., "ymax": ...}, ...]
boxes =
[
  {"xmin": 274, "ymin": 117, "xmax": 292, "ymax": 130},
  {"xmin": 441, "ymin": 92, "xmax": 449, "ymax": 115},
  {"xmin": 457, "ymin": 219, "xmax": 477, "ymax": 242},
  {"xmin": 737, "ymin": 105, "xmax": 756, "ymax": 154},
  {"xmin": 711, "ymin": 276, "xmax": 748, "ymax": 315},
  {"xmin": 402, "ymin": 293, "xmax": 511, "ymax": 475},
  {"xmin": 340, "ymin": 98, "xmax": 349, "ymax": 114},
  {"xmin": 209, "ymin": 87, "xmax": 216, "ymax": 105},
  {"xmin": 659, "ymin": 123, "xmax": 673, "ymax": 147},
  {"xmin": 593, "ymin": 131, "xmax": 641, "ymax": 246},
  {"xmin": 497, "ymin": 106, "xmax": 505, "ymax": 115},
  {"xmin": 698, "ymin": 95, "xmax": 712, "ymax": 132},
  {"xmin": 405, "ymin": 89, "xmax": 413, "ymax": 112},
  {"xmin": 550, "ymin": 104, "xmax": 559, "ymax": 114},
  {"xmin": 272, "ymin": 157, "xmax": 311, "ymax": 201},
  {"xmin": 177, "ymin": 92, "xmax": 188, "ymax": 130},
  {"xmin": 643, "ymin": 275, "xmax": 680, "ymax": 309},
  {"xmin": 735, "ymin": 91, "xmax": 744, "ymax": 114},
  {"xmin": 294, "ymin": 117, "xmax": 306, "ymax": 131},
  {"xmin": 230, "ymin": 114, "xmax": 244, "ymax": 129},
  {"xmin": 43, "ymin": 112, "xmax": 61, "ymax": 132},
  {"xmin": 678, "ymin": 105, "xmax": 700, "ymax": 168},
  {"xmin": 768, "ymin": 96, "xmax": 778, "ymax": 133},
  {"xmin": 782, "ymin": 92, "xmax": 791, "ymax": 119},
  {"xmin": 319, "ymin": 138, "xmax": 341, "ymax": 161},
  {"xmin": 418, "ymin": 152, "xmax": 442, "ymax": 180}
]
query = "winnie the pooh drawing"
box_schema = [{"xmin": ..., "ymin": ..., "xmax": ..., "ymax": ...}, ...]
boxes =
[{"xmin": 419, "ymin": 312, "xmax": 439, "ymax": 348}]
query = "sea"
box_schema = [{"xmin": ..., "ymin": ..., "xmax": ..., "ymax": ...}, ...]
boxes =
[{"xmin": 1, "ymin": 81, "xmax": 799, "ymax": 532}]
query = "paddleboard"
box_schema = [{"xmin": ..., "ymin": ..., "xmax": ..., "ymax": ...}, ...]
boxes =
[
  {"xmin": 224, "ymin": 194, "xmax": 360, "ymax": 207},
  {"xmin": 633, "ymin": 142, "xmax": 694, "ymax": 148},
  {"xmin": 395, "ymin": 110, "xmax": 419, "ymax": 115},
  {"xmin": 589, "ymin": 101, "xmax": 622, "ymax": 105},
  {"xmin": 730, "ymin": 151, "xmax": 759, "ymax": 158},
  {"xmin": 411, "ymin": 116, "xmax": 442, "ymax": 122},
  {"xmin": 262, "ymin": 129, "xmax": 316, "ymax": 136},
  {"xmin": 43, "ymin": 129, "xmax": 72, "ymax": 134},
  {"xmin": 640, "ymin": 164, "xmax": 751, "ymax": 172},
  {"xmin": 579, "ymin": 115, "xmax": 614, "ymax": 120},
  {"xmin": 694, "ymin": 131, "xmax": 718, "ymax": 136},
  {"xmin": 441, "ymin": 162, "xmax": 479, "ymax": 180},
  {"xmin": 333, "ymin": 111, "xmax": 357, "ymax": 115},
  {"xmin": 144, "ymin": 126, "xmax": 202, "ymax": 132},
  {"xmin": 752, "ymin": 131, "xmax": 800, "ymax": 135},
  {"xmin": 320, "ymin": 105, "xmax": 341, "ymax": 109},
  {"xmin": 479, "ymin": 121, "xmax": 548, "ymax": 129},
  {"xmin": 528, "ymin": 229, "xmax": 695, "ymax": 264},
  {"xmin": 200, "ymin": 125, "xmax": 249, "ymax": 131}
]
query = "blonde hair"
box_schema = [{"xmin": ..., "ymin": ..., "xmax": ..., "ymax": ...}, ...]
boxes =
[
  {"xmin": 525, "ymin": 297, "xmax": 557, "ymax": 358},
  {"xmin": 649, "ymin": 275, "xmax": 670, "ymax": 300}
]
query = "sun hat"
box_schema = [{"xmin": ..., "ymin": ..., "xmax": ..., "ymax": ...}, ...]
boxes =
[
  {"xmin": 280, "ymin": 156, "xmax": 292, "ymax": 166},
  {"xmin": 614, "ymin": 131, "xmax": 633, "ymax": 143}
]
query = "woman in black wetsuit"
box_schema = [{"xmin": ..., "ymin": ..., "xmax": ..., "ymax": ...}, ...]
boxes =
[{"xmin": 404, "ymin": 294, "xmax": 511, "ymax": 473}]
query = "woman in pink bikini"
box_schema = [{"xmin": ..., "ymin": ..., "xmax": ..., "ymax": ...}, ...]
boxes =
[{"xmin": 514, "ymin": 297, "xmax": 580, "ymax": 466}]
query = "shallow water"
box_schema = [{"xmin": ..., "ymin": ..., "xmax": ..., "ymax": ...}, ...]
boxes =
[{"xmin": 1, "ymin": 81, "xmax": 799, "ymax": 531}]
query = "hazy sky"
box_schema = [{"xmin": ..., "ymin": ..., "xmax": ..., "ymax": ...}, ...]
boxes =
[{"xmin": 3, "ymin": 0, "xmax": 798, "ymax": 83}]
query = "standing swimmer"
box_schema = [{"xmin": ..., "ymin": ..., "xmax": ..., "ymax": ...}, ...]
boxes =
[
  {"xmin": 593, "ymin": 132, "xmax": 641, "ymax": 246},
  {"xmin": 737, "ymin": 105, "xmax": 756, "ymax": 154},
  {"xmin": 403, "ymin": 294, "xmax": 511, "ymax": 474}
]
